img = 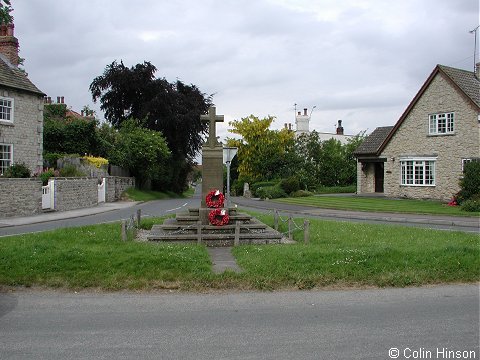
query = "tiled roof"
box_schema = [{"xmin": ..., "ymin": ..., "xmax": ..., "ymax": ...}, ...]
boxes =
[
  {"xmin": 439, "ymin": 65, "xmax": 480, "ymax": 108},
  {"xmin": 354, "ymin": 126, "xmax": 393, "ymax": 156},
  {"xmin": 0, "ymin": 55, "xmax": 44, "ymax": 95}
]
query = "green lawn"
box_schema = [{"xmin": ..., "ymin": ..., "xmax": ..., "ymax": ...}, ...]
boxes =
[
  {"xmin": 123, "ymin": 187, "xmax": 195, "ymax": 202},
  {"xmin": 0, "ymin": 214, "xmax": 478, "ymax": 291},
  {"xmin": 274, "ymin": 196, "xmax": 479, "ymax": 216}
]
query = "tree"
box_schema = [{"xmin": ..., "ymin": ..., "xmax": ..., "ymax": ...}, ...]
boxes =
[
  {"xmin": 111, "ymin": 119, "xmax": 171, "ymax": 188},
  {"xmin": 89, "ymin": 60, "xmax": 212, "ymax": 160},
  {"xmin": 294, "ymin": 130, "xmax": 366, "ymax": 188},
  {"xmin": 43, "ymin": 103, "xmax": 99, "ymax": 156},
  {"xmin": 226, "ymin": 115, "xmax": 295, "ymax": 183},
  {"xmin": 0, "ymin": 0, "xmax": 12, "ymax": 25}
]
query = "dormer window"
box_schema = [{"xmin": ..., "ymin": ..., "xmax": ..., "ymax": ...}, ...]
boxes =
[{"xmin": 429, "ymin": 112, "xmax": 454, "ymax": 135}]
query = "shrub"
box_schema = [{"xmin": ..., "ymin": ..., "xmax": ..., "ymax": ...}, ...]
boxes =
[
  {"xmin": 290, "ymin": 190, "xmax": 314, "ymax": 197},
  {"xmin": 2, "ymin": 163, "xmax": 31, "ymax": 178},
  {"xmin": 457, "ymin": 161, "xmax": 480, "ymax": 203},
  {"xmin": 37, "ymin": 168, "xmax": 59, "ymax": 185},
  {"xmin": 461, "ymin": 194, "xmax": 480, "ymax": 212},
  {"xmin": 59, "ymin": 164, "xmax": 86, "ymax": 177},
  {"xmin": 82, "ymin": 155, "xmax": 108, "ymax": 168},
  {"xmin": 255, "ymin": 185, "xmax": 287, "ymax": 199},
  {"xmin": 280, "ymin": 176, "xmax": 301, "ymax": 194},
  {"xmin": 251, "ymin": 181, "xmax": 279, "ymax": 197}
]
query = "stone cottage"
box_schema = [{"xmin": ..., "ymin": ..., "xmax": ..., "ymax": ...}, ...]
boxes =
[
  {"xmin": 0, "ymin": 23, "xmax": 44, "ymax": 175},
  {"xmin": 354, "ymin": 63, "xmax": 480, "ymax": 201}
]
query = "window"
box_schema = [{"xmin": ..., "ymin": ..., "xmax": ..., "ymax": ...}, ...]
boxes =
[
  {"xmin": 0, "ymin": 144, "xmax": 12, "ymax": 175},
  {"xmin": 462, "ymin": 158, "xmax": 480, "ymax": 172},
  {"xmin": 400, "ymin": 159, "xmax": 435, "ymax": 186},
  {"xmin": 429, "ymin": 112, "xmax": 454, "ymax": 135},
  {"xmin": 0, "ymin": 97, "xmax": 13, "ymax": 122}
]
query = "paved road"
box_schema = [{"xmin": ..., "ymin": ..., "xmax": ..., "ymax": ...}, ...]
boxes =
[
  {"xmin": 0, "ymin": 197, "xmax": 201, "ymax": 237},
  {"xmin": 0, "ymin": 285, "xmax": 478, "ymax": 360},
  {"xmin": 0, "ymin": 189, "xmax": 477, "ymax": 237},
  {"xmin": 232, "ymin": 197, "xmax": 480, "ymax": 233}
]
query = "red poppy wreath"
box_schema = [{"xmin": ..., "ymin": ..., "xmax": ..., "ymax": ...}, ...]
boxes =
[
  {"xmin": 205, "ymin": 189, "xmax": 225, "ymax": 208},
  {"xmin": 209, "ymin": 208, "xmax": 229, "ymax": 226}
]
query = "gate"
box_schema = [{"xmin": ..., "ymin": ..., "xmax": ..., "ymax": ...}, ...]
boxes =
[
  {"xmin": 98, "ymin": 177, "xmax": 106, "ymax": 203},
  {"xmin": 42, "ymin": 179, "xmax": 55, "ymax": 210}
]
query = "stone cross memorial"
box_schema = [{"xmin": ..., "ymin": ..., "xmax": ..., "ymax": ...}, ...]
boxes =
[{"xmin": 200, "ymin": 107, "xmax": 224, "ymax": 218}]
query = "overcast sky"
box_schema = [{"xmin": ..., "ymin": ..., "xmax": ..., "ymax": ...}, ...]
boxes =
[{"xmin": 13, "ymin": 0, "xmax": 479, "ymax": 140}]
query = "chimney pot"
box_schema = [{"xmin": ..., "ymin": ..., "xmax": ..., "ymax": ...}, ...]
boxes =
[
  {"xmin": 0, "ymin": 23, "xmax": 19, "ymax": 66},
  {"xmin": 297, "ymin": 111, "xmax": 301, "ymax": 116},
  {"xmin": 304, "ymin": 108, "xmax": 307, "ymax": 116},
  {"xmin": 57, "ymin": 96, "xmax": 60, "ymax": 103},
  {"xmin": 61, "ymin": 96, "xmax": 64, "ymax": 104},
  {"xmin": 336, "ymin": 120, "xmax": 344, "ymax": 135}
]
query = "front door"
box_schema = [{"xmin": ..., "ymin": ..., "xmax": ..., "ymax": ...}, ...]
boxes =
[{"xmin": 374, "ymin": 163, "xmax": 384, "ymax": 193}]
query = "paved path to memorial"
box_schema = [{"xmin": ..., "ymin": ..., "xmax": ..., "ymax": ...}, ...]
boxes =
[{"xmin": 1, "ymin": 285, "xmax": 478, "ymax": 360}]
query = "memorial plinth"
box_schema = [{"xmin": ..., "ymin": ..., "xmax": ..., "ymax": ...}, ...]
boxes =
[
  {"xmin": 146, "ymin": 106, "xmax": 284, "ymax": 245},
  {"xmin": 199, "ymin": 107, "xmax": 224, "ymax": 224}
]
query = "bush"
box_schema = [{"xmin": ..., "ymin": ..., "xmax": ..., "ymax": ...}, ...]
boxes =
[
  {"xmin": 251, "ymin": 181, "xmax": 279, "ymax": 197},
  {"xmin": 59, "ymin": 164, "xmax": 86, "ymax": 177},
  {"xmin": 2, "ymin": 163, "xmax": 31, "ymax": 178},
  {"xmin": 255, "ymin": 185, "xmax": 287, "ymax": 199},
  {"xmin": 280, "ymin": 176, "xmax": 301, "ymax": 194},
  {"xmin": 37, "ymin": 168, "xmax": 59, "ymax": 185},
  {"xmin": 291, "ymin": 190, "xmax": 314, "ymax": 197},
  {"xmin": 457, "ymin": 161, "xmax": 480, "ymax": 203},
  {"xmin": 461, "ymin": 194, "xmax": 480, "ymax": 212}
]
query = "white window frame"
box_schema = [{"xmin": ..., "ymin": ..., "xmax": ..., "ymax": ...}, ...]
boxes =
[
  {"xmin": 0, "ymin": 143, "xmax": 13, "ymax": 175},
  {"xmin": 400, "ymin": 157, "xmax": 436, "ymax": 186},
  {"xmin": 462, "ymin": 158, "xmax": 480, "ymax": 172},
  {"xmin": 428, "ymin": 112, "xmax": 454, "ymax": 135},
  {"xmin": 0, "ymin": 96, "xmax": 14, "ymax": 123}
]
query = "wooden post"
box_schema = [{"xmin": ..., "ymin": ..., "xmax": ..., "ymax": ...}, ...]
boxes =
[
  {"xmin": 136, "ymin": 209, "xmax": 141, "ymax": 228},
  {"xmin": 121, "ymin": 220, "xmax": 127, "ymax": 241},
  {"xmin": 234, "ymin": 221, "xmax": 240, "ymax": 246},
  {"xmin": 288, "ymin": 216, "xmax": 293, "ymax": 240},
  {"xmin": 304, "ymin": 219, "xmax": 310, "ymax": 244},
  {"xmin": 274, "ymin": 209, "xmax": 279, "ymax": 231},
  {"xmin": 197, "ymin": 221, "xmax": 202, "ymax": 245}
]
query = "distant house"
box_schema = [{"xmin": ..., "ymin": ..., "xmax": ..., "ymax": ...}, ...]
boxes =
[
  {"xmin": 354, "ymin": 64, "xmax": 480, "ymax": 201},
  {"xmin": 293, "ymin": 107, "xmax": 354, "ymax": 144},
  {"xmin": 0, "ymin": 23, "xmax": 44, "ymax": 175}
]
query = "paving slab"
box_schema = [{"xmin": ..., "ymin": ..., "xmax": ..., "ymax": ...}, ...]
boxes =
[{"xmin": 207, "ymin": 247, "xmax": 242, "ymax": 274}]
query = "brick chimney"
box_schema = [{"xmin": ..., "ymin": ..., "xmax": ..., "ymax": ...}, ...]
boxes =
[
  {"xmin": 0, "ymin": 23, "xmax": 19, "ymax": 66},
  {"xmin": 336, "ymin": 120, "xmax": 344, "ymax": 135}
]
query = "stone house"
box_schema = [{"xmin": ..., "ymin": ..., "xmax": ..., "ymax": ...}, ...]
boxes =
[
  {"xmin": 0, "ymin": 23, "xmax": 44, "ymax": 175},
  {"xmin": 354, "ymin": 64, "xmax": 480, "ymax": 201}
]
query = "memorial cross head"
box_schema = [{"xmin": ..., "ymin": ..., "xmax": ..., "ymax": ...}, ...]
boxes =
[{"xmin": 200, "ymin": 107, "xmax": 224, "ymax": 148}]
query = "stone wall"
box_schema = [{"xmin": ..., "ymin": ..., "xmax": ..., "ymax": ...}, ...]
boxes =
[
  {"xmin": 106, "ymin": 176, "xmax": 135, "ymax": 202},
  {"xmin": 357, "ymin": 162, "xmax": 375, "ymax": 194},
  {"xmin": 0, "ymin": 88, "xmax": 43, "ymax": 174},
  {"xmin": 0, "ymin": 178, "xmax": 42, "ymax": 217},
  {"xmin": 380, "ymin": 73, "xmax": 480, "ymax": 201},
  {"xmin": 0, "ymin": 176, "xmax": 135, "ymax": 218},
  {"xmin": 53, "ymin": 177, "xmax": 98, "ymax": 212}
]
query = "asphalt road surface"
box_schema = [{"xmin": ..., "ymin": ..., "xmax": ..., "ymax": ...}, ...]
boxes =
[
  {"xmin": 1, "ymin": 285, "xmax": 478, "ymax": 360},
  {"xmin": 0, "ymin": 197, "xmax": 201, "ymax": 237}
]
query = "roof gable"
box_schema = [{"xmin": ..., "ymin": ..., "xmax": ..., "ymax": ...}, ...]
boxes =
[
  {"xmin": 376, "ymin": 64, "xmax": 480, "ymax": 155},
  {"xmin": 0, "ymin": 55, "xmax": 44, "ymax": 96},
  {"xmin": 354, "ymin": 126, "xmax": 393, "ymax": 156}
]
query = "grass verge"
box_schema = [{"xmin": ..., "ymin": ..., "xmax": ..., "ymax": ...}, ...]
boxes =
[
  {"xmin": 274, "ymin": 196, "xmax": 480, "ymax": 216},
  {"xmin": 123, "ymin": 187, "xmax": 194, "ymax": 202},
  {"xmin": 0, "ymin": 213, "xmax": 478, "ymax": 291}
]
